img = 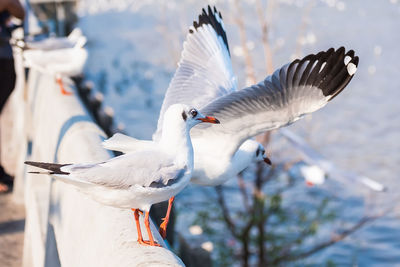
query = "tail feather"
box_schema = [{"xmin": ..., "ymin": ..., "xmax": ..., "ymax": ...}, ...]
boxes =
[{"xmin": 25, "ymin": 161, "xmax": 71, "ymax": 175}]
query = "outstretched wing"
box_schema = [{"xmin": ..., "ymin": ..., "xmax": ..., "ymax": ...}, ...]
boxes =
[
  {"xmin": 154, "ymin": 6, "xmax": 237, "ymax": 140},
  {"xmin": 194, "ymin": 47, "xmax": 359, "ymax": 157}
]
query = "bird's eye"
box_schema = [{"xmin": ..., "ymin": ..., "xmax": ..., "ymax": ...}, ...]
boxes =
[
  {"xmin": 256, "ymin": 148, "xmax": 260, "ymax": 157},
  {"xmin": 190, "ymin": 109, "xmax": 198, "ymax": 117}
]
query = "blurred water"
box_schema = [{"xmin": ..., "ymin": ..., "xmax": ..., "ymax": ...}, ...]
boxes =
[
  {"xmin": 275, "ymin": 1, "xmax": 400, "ymax": 264},
  {"xmin": 79, "ymin": 0, "xmax": 400, "ymax": 265}
]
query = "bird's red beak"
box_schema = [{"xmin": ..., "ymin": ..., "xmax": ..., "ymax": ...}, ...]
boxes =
[
  {"xmin": 198, "ymin": 116, "xmax": 220, "ymax": 124},
  {"xmin": 263, "ymin": 157, "xmax": 272, "ymax": 165}
]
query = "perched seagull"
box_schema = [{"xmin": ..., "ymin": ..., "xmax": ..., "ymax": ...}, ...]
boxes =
[
  {"xmin": 25, "ymin": 104, "xmax": 220, "ymax": 247},
  {"xmin": 102, "ymin": 6, "xmax": 359, "ymax": 238},
  {"xmin": 23, "ymin": 35, "xmax": 87, "ymax": 95}
]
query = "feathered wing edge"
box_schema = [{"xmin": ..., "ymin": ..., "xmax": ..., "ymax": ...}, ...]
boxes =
[
  {"xmin": 153, "ymin": 5, "xmax": 236, "ymax": 141},
  {"xmin": 195, "ymin": 47, "xmax": 359, "ymax": 158},
  {"xmin": 281, "ymin": 47, "xmax": 359, "ymax": 101},
  {"xmin": 193, "ymin": 5, "xmax": 230, "ymax": 55}
]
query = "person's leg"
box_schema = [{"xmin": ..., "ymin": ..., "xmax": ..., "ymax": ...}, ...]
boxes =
[
  {"xmin": 0, "ymin": 58, "xmax": 16, "ymax": 193},
  {"xmin": 0, "ymin": 58, "xmax": 16, "ymax": 113}
]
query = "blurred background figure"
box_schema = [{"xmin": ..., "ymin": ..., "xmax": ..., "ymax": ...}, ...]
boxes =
[{"xmin": 0, "ymin": 0, "xmax": 24, "ymax": 193}]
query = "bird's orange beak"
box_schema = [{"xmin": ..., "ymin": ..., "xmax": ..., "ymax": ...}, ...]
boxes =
[{"xmin": 198, "ymin": 116, "xmax": 220, "ymax": 124}]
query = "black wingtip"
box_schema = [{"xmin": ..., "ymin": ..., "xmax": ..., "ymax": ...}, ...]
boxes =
[
  {"xmin": 190, "ymin": 6, "xmax": 230, "ymax": 56},
  {"xmin": 288, "ymin": 47, "xmax": 359, "ymax": 100},
  {"xmin": 345, "ymin": 49, "xmax": 355, "ymax": 58},
  {"xmin": 352, "ymin": 56, "xmax": 359, "ymax": 66},
  {"xmin": 25, "ymin": 161, "xmax": 71, "ymax": 175}
]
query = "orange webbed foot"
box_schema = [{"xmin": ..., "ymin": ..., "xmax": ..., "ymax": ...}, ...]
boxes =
[
  {"xmin": 56, "ymin": 77, "xmax": 73, "ymax": 95},
  {"xmin": 138, "ymin": 239, "xmax": 162, "ymax": 247},
  {"xmin": 159, "ymin": 219, "xmax": 168, "ymax": 239}
]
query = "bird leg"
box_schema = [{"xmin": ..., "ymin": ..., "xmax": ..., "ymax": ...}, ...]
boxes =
[
  {"xmin": 144, "ymin": 211, "xmax": 161, "ymax": 247},
  {"xmin": 159, "ymin": 196, "xmax": 175, "ymax": 239},
  {"xmin": 56, "ymin": 77, "xmax": 73, "ymax": 95},
  {"xmin": 133, "ymin": 209, "xmax": 160, "ymax": 246},
  {"xmin": 132, "ymin": 208, "xmax": 144, "ymax": 244}
]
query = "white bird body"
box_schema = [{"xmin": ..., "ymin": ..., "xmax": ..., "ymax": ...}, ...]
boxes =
[
  {"xmin": 26, "ymin": 104, "xmax": 219, "ymax": 211},
  {"xmin": 23, "ymin": 43, "xmax": 87, "ymax": 77},
  {"xmin": 53, "ymin": 149, "xmax": 191, "ymax": 211},
  {"xmin": 103, "ymin": 132, "xmax": 262, "ymax": 187},
  {"xmin": 191, "ymin": 139, "xmax": 261, "ymax": 186}
]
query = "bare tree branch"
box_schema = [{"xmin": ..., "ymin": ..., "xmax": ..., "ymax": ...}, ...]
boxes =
[
  {"xmin": 216, "ymin": 183, "xmax": 256, "ymax": 267},
  {"xmin": 237, "ymin": 174, "xmax": 251, "ymax": 211},
  {"xmin": 215, "ymin": 185, "xmax": 239, "ymax": 238},
  {"xmin": 156, "ymin": 2, "xmax": 181, "ymax": 67},
  {"xmin": 294, "ymin": 0, "xmax": 316, "ymax": 58},
  {"xmin": 240, "ymin": 215, "xmax": 255, "ymax": 267},
  {"xmin": 256, "ymin": 0, "xmax": 274, "ymax": 75},
  {"xmin": 254, "ymin": 163, "xmax": 267, "ymax": 266}
]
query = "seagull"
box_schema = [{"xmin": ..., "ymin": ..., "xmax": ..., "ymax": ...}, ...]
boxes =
[
  {"xmin": 23, "ymin": 34, "xmax": 87, "ymax": 95},
  {"xmin": 25, "ymin": 104, "xmax": 220, "ymax": 247},
  {"xmin": 298, "ymin": 164, "xmax": 326, "ymax": 186},
  {"xmin": 102, "ymin": 6, "xmax": 359, "ymax": 238}
]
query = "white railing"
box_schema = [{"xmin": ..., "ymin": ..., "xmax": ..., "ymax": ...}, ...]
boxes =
[{"xmin": 1, "ymin": 48, "xmax": 184, "ymax": 267}]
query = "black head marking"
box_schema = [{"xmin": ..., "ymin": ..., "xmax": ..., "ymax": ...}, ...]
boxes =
[{"xmin": 182, "ymin": 111, "xmax": 187, "ymax": 121}]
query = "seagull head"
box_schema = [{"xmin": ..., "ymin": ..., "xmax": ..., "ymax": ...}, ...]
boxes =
[
  {"xmin": 241, "ymin": 140, "xmax": 271, "ymax": 165},
  {"xmin": 164, "ymin": 104, "xmax": 220, "ymax": 130},
  {"xmin": 255, "ymin": 143, "xmax": 272, "ymax": 165}
]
